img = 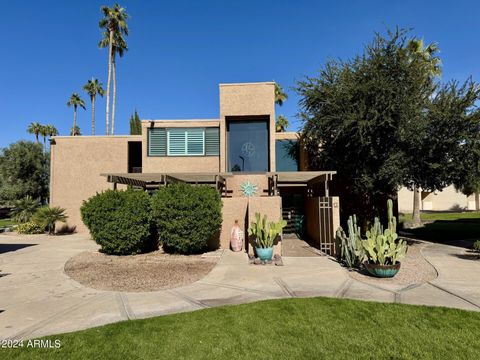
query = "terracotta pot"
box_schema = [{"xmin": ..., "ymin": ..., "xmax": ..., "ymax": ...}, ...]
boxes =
[
  {"xmin": 230, "ymin": 220, "xmax": 244, "ymax": 252},
  {"xmin": 363, "ymin": 262, "xmax": 401, "ymax": 278}
]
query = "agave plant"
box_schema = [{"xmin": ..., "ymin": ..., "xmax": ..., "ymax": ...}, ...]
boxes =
[
  {"xmin": 10, "ymin": 196, "xmax": 40, "ymax": 223},
  {"xmin": 33, "ymin": 206, "xmax": 68, "ymax": 235}
]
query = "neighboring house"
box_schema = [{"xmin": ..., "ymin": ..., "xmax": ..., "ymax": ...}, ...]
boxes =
[
  {"xmin": 398, "ymin": 186, "xmax": 479, "ymax": 213},
  {"xmin": 50, "ymin": 82, "xmax": 340, "ymax": 255}
]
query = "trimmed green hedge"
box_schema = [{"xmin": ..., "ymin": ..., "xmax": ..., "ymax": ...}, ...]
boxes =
[
  {"xmin": 151, "ymin": 184, "xmax": 222, "ymax": 254},
  {"xmin": 81, "ymin": 189, "xmax": 156, "ymax": 255}
]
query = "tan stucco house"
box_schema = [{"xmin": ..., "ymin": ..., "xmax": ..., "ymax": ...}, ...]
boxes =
[{"xmin": 50, "ymin": 82, "xmax": 339, "ymax": 255}]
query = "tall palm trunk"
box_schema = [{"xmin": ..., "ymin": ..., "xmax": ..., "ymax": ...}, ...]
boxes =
[
  {"xmin": 111, "ymin": 57, "xmax": 116, "ymax": 135},
  {"xmin": 91, "ymin": 96, "xmax": 96, "ymax": 135},
  {"xmin": 43, "ymin": 137, "xmax": 46, "ymax": 153},
  {"xmin": 105, "ymin": 29, "xmax": 114, "ymax": 135},
  {"xmin": 412, "ymin": 185, "xmax": 421, "ymax": 225},
  {"xmin": 73, "ymin": 105, "xmax": 77, "ymax": 136},
  {"xmin": 35, "ymin": 134, "xmax": 39, "ymax": 143}
]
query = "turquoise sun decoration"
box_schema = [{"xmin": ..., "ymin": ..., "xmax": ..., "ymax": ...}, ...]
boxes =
[{"xmin": 240, "ymin": 181, "xmax": 258, "ymax": 197}]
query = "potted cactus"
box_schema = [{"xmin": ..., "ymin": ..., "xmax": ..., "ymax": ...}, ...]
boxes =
[
  {"xmin": 362, "ymin": 199, "xmax": 407, "ymax": 277},
  {"xmin": 248, "ymin": 213, "xmax": 287, "ymax": 261}
]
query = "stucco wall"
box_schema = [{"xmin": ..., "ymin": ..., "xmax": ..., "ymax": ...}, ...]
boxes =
[
  {"xmin": 219, "ymin": 82, "xmax": 276, "ymax": 172},
  {"xmin": 247, "ymin": 196, "xmax": 282, "ymax": 256},
  {"xmin": 398, "ymin": 185, "xmax": 478, "ymax": 212},
  {"xmin": 50, "ymin": 136, "xmax": 140, "ymax": 232},
  {"xmin": 141, "ymin": 120, "xmax": 221, "ymax": 173},
  {"xmin": 220, "ymin": 196, "xmax": 282, "ymax": 254},
  {"xmin": 225, "ymin": 174, "xmax": 270, "ymax": 197}
]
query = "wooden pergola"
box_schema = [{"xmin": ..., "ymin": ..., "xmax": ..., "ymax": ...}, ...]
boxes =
[{"xmin": 102, "ymin": 171, "xmax": 336, "ymax": 197}]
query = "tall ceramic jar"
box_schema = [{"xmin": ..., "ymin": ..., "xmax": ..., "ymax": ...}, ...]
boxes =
[{"xmin": 230, "ymin": 220, "xmax": 244, "ymax": 252}]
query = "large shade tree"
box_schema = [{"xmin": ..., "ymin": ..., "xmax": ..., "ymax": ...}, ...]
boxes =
[
  {"xmin": 0, "ymin": 141, "xmax": 49, "ymax": 206},
  {"xmin": 67, "ymin": 93, "xmax": 86, "ymax": 136},
  {"xmin": 83, "ymin": 78, "xmax": 105, "ymax": 135},
  {"xmin": 296, "ymin": 29, "xmax": 480, "ymax": 225},
  {"xmin": 99, "ymin": 3, "xmax": 129, "ymax": 135}
]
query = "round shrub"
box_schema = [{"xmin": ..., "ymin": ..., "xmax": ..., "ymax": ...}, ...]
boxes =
[
  {"xmin": 17, "ymin": 221, "xmax": 44, "ymax": 234},
  {"xmin": 151, "ymin": 184, "xmax": 222, "ymax": 254},
  {"xmin": 81, "ymin": 189, "xmax": 156, "ymax": 255}
]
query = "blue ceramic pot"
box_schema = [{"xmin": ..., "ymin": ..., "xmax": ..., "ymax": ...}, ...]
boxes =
[
  {"xmin": 364, "ymin": 262, "xmax": 401, "ymax": 278},
  {"xmin": 256, "ymin": 247, "xmax": 273, "ymax": 261}
]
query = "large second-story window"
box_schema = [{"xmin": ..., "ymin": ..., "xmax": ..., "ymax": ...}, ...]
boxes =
[{"xmin": 148, "ymin": 127, "xmax": 219, "ymax": 157}]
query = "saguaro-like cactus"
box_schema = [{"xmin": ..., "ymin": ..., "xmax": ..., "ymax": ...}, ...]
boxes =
[{"xmin": 335, "ymin": 214, "xmax": 364, "ymax": 268}]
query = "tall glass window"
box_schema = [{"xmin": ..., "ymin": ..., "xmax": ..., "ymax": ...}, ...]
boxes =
[
  {"xmin": 227, "ymin": 119, "xmax": 269, "ymax": 172},
  {"xmin": 275, "ymin": 140, "xmax": 299, "ymax": 171}
]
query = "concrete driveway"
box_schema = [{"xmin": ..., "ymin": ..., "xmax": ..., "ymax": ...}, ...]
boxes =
[{"xmin": 0, "ymin": 232, "xmax": 479, "ymax": 340}]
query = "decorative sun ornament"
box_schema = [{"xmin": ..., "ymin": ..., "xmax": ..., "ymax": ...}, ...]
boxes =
[
  {"xmin": 241, "ymin": 142, "xmax": 256, "ymax": 158},
  {"xmin": 241, "ymin": 181, "xmax": 258, "ymax": 197}
]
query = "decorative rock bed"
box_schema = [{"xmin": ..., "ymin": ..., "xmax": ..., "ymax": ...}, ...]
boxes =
[
  {"xmin": 348, "ymin": 240, "xmax": 437, "ymax": 286},
  {"xmin": 64, "ymin": 249, "xmax": 222, "ymax": 292}
]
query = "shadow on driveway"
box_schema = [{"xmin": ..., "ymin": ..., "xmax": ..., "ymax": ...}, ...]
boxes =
[{"xmin": 0, "ymin": 243, "xmax": 36, "ymax": 254}]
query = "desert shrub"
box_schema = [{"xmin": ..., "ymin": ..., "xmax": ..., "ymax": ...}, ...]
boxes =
[
  {"xmin": 81, "ymin": 189, "xmax": 156, "ymax": 255},
  {"xmin": 33, "ymin": 206, "xmax": 68, "ymax": 234},
  {"xmin": 151, "ymin": 184, "xmax": 222, "ymax": 254},
  {"xmin": 17, "ymin": 221, "xmax": 44, "ymax": 234},
  {"xmin": 474, "ymin": 240, "xmax": 480, "ymax": 253}
]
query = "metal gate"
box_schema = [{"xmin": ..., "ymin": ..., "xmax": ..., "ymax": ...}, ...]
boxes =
[{"xmin": 305, "ymin": 196, "xmax": 338, "ymax": 255}]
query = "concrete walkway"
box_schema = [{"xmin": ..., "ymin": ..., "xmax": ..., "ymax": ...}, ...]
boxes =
[{"xmin": 0, "ymin": 233, "xmax": 479, "ymax": 340}]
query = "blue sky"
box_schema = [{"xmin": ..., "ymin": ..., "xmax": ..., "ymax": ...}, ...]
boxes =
[{"xmin": 0, "ymin": 0, "xmax": 478, "ymax": 148}]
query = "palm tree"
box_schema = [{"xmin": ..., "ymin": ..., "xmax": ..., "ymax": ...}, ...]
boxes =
[
  {"xmin": 10, "ymin": 196, "xmax": 40, "ymax": 223},
  {"xmin": 274, "ymin": 83, "xmax": 288, "ymax": 106},
  {"xmin": 70, "ymin": 125, "xmax": 81, "ymax": 136},
  {"xmin": 275, "ymin": 115, "xmax": 289, "ymax": 132},
  {"xmin": 67, "ymin": 93, "xmax": 86, "ymax": 136},
  {"xmin": 27, "ymin": 122, "xmax": 42, "ymax": 143},
  {"xmin": 45, "ymin": 124, "xmax": 59, "ymax": 138},
  {"xmin": 99, "ymin": 4, "xmax": 129, "ymax": 135},
  {"xmin": 100, "ymin": 31, "xmax": 127, "ymax": 135},
  {"xmin": 45, "ymin": 124, "xmax": 59, "ymax": 151},
  {"xmin": 39, "ymin": 125, "xmax": 48, "ymax": 152},
  {"xmin": 83, "ymin": 78, "xmax": 105, "ymax": 135},
  {"xmin": 33, "ymin": 206, "xmax": 68, "ymax": 235}
]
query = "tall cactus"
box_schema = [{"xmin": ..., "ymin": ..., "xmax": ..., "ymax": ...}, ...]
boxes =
[
  {"xmin": 335, "ymin": 214, "xmax": 364, "ymax": 268},
  {"xmin": 248, "ymin": 213, "xmax": 287, "ymax": 248},
  {"xmin": 362, "ymin": 199, "xmax": 407, "ymax": 266}
]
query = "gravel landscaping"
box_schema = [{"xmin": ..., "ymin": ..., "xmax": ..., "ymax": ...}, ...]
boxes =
[
  {"xmin": 65, "ymin": 250, "xmax": 221, "ymax": 292},
  {"xmin": 348, "ymin": 240, "xmax": 437, "ymax": 286}
]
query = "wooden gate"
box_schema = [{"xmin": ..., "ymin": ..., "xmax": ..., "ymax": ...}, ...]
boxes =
[{"xmin": 304, "ymin": 196, "xmax": 339, "ymax": 255}]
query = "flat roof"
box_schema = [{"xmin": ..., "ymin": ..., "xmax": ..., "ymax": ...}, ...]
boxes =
[{"xmin": 219, "ymin": 81, "xmax": 275, "ymax": 86}]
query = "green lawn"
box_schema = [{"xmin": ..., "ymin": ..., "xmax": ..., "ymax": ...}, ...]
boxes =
[
  {"xmin": 0, "ymin": 218, "xmax": 15, "ymax": 227},
  {"xmin": 399, "ymin": 212, "xmax": 480, "ymax": 243},
  {"xmin": 3, "ymin": 297, "xmax": 480, "ymax": 360},
  {"xmin": 400, "ymin": 211, "xmax": 480, "ymax": 222}
]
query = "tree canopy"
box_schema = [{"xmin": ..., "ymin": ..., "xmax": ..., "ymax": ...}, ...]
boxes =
[
  {"xmin": 296, "ymin": 29, "xmax": 480, "ymax": 223},
  {"xmin": 129, "ymin": 110, "xmax": 141, "ymax": 135},
  {"xmin": 0, "ymin": 141, "xmax": 49, "ymax": 207}
]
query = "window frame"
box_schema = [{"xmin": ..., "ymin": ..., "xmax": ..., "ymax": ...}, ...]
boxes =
[{"xmin": 147, "ymin": 127, "xmax": 220, "ymax": 157}]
